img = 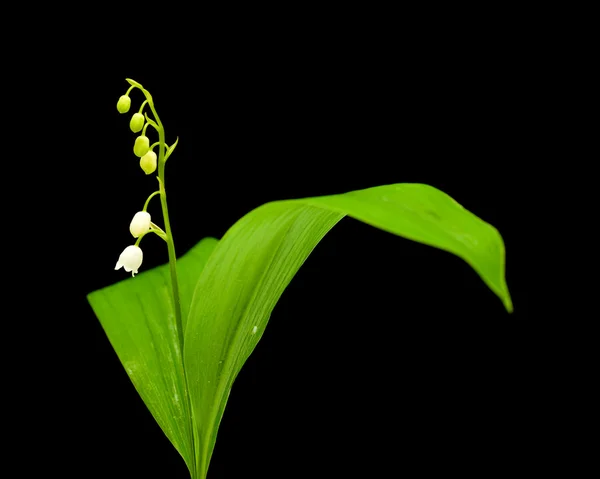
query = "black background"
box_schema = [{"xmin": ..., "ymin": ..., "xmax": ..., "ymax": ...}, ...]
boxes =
[{"xmin": 20, "ymin": 11, "xmax": 537, "ymax": 478}]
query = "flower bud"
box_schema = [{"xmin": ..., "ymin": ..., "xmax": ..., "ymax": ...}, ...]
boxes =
[
  {"xmin": 130, "ymin": 113, "xmax": 145, "ymax": 133},
  {"xmin": 129, "ymin": 211, "xmax": 151, "ymax": 238},
  {"xmin": 134, "ymin": 135, "xmax": 150, "ymax": 157},
  {"xmin": 114, "ymin": 245, "xmax": 143, "ymax": 276},
  {"xmin": 116, "ymin": 95, "xmax": 131, "ymax": 114},
  {"xmin": 140, "ymin": 150, "xmax": 157, "ymax": 175}
]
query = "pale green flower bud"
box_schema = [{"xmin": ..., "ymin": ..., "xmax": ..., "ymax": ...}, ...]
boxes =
[
  {"xmin": 134, "ymin": 135, "xmax": 150, "ymax": 157},
  {"xmin": 129, "ymin": 211, "xmax": 151, "ymax": 238},
  {"xmin": 116, "ymin": 95, "xmax": 131, "ymax": 113},
  {"xmin": 140, "ymin": 151, "xmax": 157, "ymax": 175},
  {"xmin": 114, "ymin": 245, "xmax": 143, "ymax": 276},
  {"xmin": 130, "ymin": 113, "xmax": 145, "ymax": 133}
]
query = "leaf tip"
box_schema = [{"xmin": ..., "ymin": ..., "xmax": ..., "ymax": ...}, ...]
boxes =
[
  {"xmin": 503, "ymin": 291, "xmax": 514, "ymax": 314},
  {"xmin": 125, "ymin": 78, "xmax": 143, "ymax": 88}
]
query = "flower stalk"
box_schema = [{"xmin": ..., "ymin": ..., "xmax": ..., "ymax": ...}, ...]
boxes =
[{"xmin": 115, "ymin": 79, "xmax": 196, "ymax": 478}]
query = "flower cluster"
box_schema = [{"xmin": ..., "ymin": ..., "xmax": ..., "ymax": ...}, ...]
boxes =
[
  {"xmin": 113, "ymin": 212, "xmax": 152, "ymax": 275},
  {"xmin": 113, "ymin": 80, "xmax": 172, "ymax": 277}
]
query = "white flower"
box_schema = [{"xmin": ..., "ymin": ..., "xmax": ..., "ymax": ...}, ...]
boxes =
[
  {"xmin": 129, "ymin": 211, "xmax": 151, "ymax": 238},
  {"xmin": 115, "ymin": 245, "xmax": 143, "ymax": 276}
]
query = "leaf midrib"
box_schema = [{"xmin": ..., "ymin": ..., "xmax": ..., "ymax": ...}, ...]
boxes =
[{"xmin": 195, "ymin": 206, "xmax": 303, "ymax": 475}]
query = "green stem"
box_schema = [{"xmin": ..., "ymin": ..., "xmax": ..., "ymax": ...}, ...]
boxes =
[
  {"xmin": 143, "ymin": 103, "xmax": 183, "ymax": 347},
  {"xmin": 138, "ymin": 99, "xmax": 148, "ymax": 114},
  {"xmin": 132, "ymin": 81, "xmax": 200, "ymax": 479},
  {"xmin": 141, "ymin": 90, "xmax": 199, "ymax": 479},
  {"xmin": 150, "ymin": 141, "xmax": 167, "ymax": 151},
  {"xmin": 134, "ymin": 228, "xmax": 167, "ymax": 245},
  {"xmin": 143, "ymin": 190, "xmax": 161, "ymax": 211},
  {"xmin": 158, "ymin": 179, "xmax": 181, "ymax": 341},
  {"xmin": 144, "ymin": 112, "xmax": 160, "ymax": 131}
]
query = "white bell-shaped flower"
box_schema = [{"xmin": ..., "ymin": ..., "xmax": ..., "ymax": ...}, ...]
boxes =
[
  {"xmin": 129, "ymin": 211, "xmax": 151, "ymax": 238},
  {"xmin": 115, "ymin": 245, "xmax": 143, "ymax": 276}
]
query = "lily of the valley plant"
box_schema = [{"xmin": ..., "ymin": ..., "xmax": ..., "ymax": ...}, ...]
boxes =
[{"xmin": 88, "ymin": 79, "xmax": 513, "ymax": 479}]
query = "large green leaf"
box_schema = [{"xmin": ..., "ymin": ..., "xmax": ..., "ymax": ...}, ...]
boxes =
[
  {"xmin": 87, "ymin": 237, "xmax": 218, "ymax": 475},
  {"xmin": 184, "ymin": 183, "xmax": 512, "ymax": 477}
]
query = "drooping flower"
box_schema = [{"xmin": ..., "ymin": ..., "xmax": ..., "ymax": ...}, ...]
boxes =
[
  {"xmin": 130, "ymin": 113, "xmax": 145, "ymax": 133},
  {"xmin": 114, "ymin": 245, "xmax": 143, "ymax": 276},
  {"xmin": 116, "ymin": 95, "xmax": 131, "ymax": 114},
  {"xmin": 140, "ymin": 151, "xmax": 157, "ymax": 174},
  {"xmin": 129, "ymin": 211, "xmax": 151, "ymax": 238},
  {"xmin": 134, "ymin": 135, "xmax": 150, "ymax": 157}
]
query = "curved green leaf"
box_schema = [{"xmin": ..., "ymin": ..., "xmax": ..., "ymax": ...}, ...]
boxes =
[
  {"xmin": 184, "ymin": 183, "xmax": 512, "ymax": 477},
  {"xmin": 87, "ymin": 237, "xmax": 218, "ymax": 474}
]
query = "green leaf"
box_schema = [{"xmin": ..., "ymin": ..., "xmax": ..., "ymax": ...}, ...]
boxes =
[
  {"xmin": 87, "ymin": 237, "xmax": 218, "ymax": 475},
  {"xmin": 184, "ymin": 183, "xmax": 512, "ymax": 477}
]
